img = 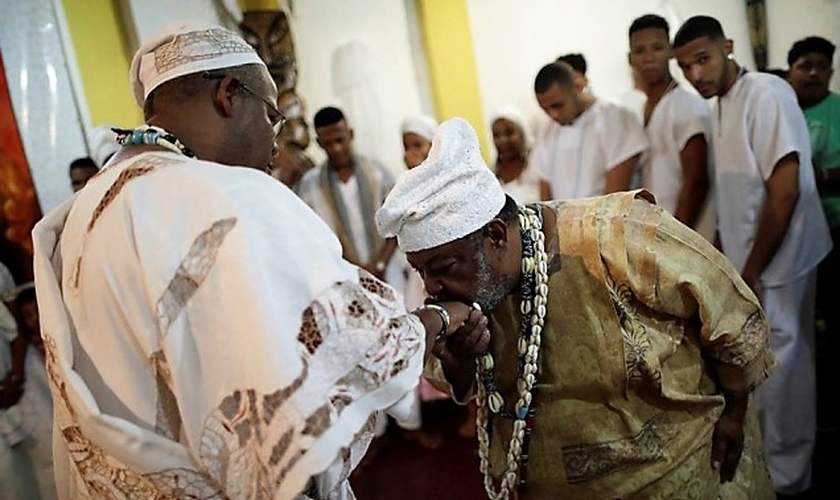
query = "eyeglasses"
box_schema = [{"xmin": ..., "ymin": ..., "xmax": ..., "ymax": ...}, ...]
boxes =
[
  {"xmin": 238, "ymin": 82, "xmax": 286, "ymax": 136},
  {"xmin": 203, "ymin": 71, "xmax": 287, "ymax": 135}
]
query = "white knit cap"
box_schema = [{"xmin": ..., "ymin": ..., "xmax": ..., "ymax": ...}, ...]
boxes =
[
  {"xmin": 88, "ymin": 124, "xmax": 120, "ymax": 168},
  {"xmin": 129, "ymin": 21, "xmax": 266, "ymax": 107},
  {"xmin": 376, "ymin": 117, "xmax": 506, "ymax": 253},
  {"xmin": 400, "ymin": 114, "xmax": 438, "ymax": 142}
]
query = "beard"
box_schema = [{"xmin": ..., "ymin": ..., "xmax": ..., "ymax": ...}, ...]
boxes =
[{"xmin": 472, "ymin": 249, "xmax": 515, "ymax": 312}]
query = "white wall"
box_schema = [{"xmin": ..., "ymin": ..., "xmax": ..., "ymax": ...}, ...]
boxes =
[
  {"xmin": 766, "ymin": 0, "xmax": 840, "ymax": 71},
  {"xmin": 468, "ymin": 0, "xmax": 840, "ymax": 137},
  {"xmin": 111, "ymin": 0, "xmax": 840, "ymax": 172},
  {"xmin": 291, "ymin": 0, "xmax": 426, "ymax": 174}
]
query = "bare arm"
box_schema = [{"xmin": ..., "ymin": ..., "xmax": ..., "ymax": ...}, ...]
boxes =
[
  {"xmin": 674, "ymin": 134, "xmax": 710, "ymax": 228},
  {"xmin": 604, "ymin": 153, "xmax": 640, "ymax": 194},
  {"xmin": 430, "ymin": 310, "xmax": 490, "ymax": 400},
  {"xmin": 740, "ymin": 152, "xmax": 800, "ymax": 293},
  {"xmin": 539, "ymin": 179, "xmax": 552, "ymax": 201}
]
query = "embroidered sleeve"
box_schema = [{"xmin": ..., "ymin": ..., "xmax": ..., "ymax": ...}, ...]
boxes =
[{"xmin": 602, "ymin": 197, "xmax": 776, "ymax": 395}]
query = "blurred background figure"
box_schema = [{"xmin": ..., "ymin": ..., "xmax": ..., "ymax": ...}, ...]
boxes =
[
  {"xmin": 1, "ymin": 262, "xmax": 55, "ymax": 500},
  {"xmin": 489, "ymin": 106, "xmax": 550, "ymax": 204},
  {"xmin": 240, "ymin": 6, "xmax": 314, "ymax": 186},
  {"xmin": 68, "ymin": 157, "xmax": 99, "ymax": 193},
  {"xmin": 87, "ymin": 124, "xmax": 120, "ymax": 170},
  {"xmin": 400, "ymin": 113, "xmax": 437, "ymax": 170},
  {"xmin": 556, "ymin": 52, "xmax": 592, "ymax": 96}
]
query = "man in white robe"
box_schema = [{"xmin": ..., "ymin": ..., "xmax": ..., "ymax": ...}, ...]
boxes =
[
  {"xmin": 674, "ymin": 16, "xmax": 833, "ymax": 496},
  {"xmin": 32, "ymin": 21, "xmax": 479, "ymax": 499}
]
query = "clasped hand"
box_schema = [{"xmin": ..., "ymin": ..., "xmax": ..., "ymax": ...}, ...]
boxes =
[{"xmin": 429, "ymin": 302, "xmax": 491, "ymax": 362}]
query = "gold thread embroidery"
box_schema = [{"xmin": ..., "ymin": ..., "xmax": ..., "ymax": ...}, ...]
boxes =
[
  {"xmin": 151, "ymin": 350, "xmax": 182, "ymax": 440},
  {"xmin": 157, "ymin": 218, "xmax": 237, "ymax": 332},
  {"xmin": 154, "ymin": 29, "xmax": 257, "ymax": 74},
  {"xmin": 562, "ymin": 413, "xmax": 676, "ymax": 484}
]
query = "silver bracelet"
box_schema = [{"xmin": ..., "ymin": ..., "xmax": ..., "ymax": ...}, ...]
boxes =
[{"xmin": 416, "ymin": 304, "xmax": 450, "ymax": 341}]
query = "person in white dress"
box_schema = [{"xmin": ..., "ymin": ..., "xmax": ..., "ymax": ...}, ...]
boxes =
[
  {"xmin": 674, "ymin": 16, "xmax": 833, "ymax": 496},
  {"xmin": 489, "ymin": 106, "xmax": 549, "ymax": 204}
]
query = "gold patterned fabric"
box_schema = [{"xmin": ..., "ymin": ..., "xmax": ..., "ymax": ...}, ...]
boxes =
[{"xmin": 429, "ymin": 191, "xmax": 776, "ymax": 498}]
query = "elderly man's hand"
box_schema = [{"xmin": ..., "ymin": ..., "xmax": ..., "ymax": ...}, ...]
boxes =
[
  {"xmin": 432, "ymin": 307, "xmax": 490, "ymax": 361},
  {"xmin": 711, "ymin": 394, "xmax": 748, "ymax": 483}
]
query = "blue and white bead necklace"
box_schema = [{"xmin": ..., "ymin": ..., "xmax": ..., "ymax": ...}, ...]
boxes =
[{"xmin": 113, "ymin": 125, "xmax": 195, "ymax": 158}]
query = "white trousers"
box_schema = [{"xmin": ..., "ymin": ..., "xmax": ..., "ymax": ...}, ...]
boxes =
[{"xmin": 753, "ymin": 269, "xmax": 817, "ymax": 495}]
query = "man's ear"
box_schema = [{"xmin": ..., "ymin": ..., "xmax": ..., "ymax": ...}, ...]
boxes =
[
  {"xmin": 212, "ymin": 75, "xmax": 239, "ymax": 118},
  {"xmin": 484, "ymin": 219, "xmax": 509, "ymax": 248},
  {"xmin": 723, "ymin": 38, "xmax": 734, "ymax": 57}
]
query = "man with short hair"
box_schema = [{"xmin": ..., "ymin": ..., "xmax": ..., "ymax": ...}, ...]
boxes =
[
  {"xmin": 67, "ymin": 157, "xmax": 98, "ymax": 192},
  {"xmin": 530, "ymin": 61, "xmax": 648, "ymax": 199},
  {"xmin": 32, "ymin": 21, "xmax": 477, "ymax": 498},
  {"xmin": 787, "ymin": 34, "xmax": 840, "ymax": 444},
  {"xmin": 673, "ymin": 15, "xmax": 832, "ymax": 496},
  {"xmin": 377, "ymin": 117, "xmax": 776, "ymax": 499},
  {"xmin": 556, "ymin": 53, "xmax": 590, "ymax": 94},
  {"xmin": 628, "ymin": 14, "xmax": 714, "ymax": 240},
  {"xmin": 298, "ymin": 106, "xmax": 398, "ymax": 282}
]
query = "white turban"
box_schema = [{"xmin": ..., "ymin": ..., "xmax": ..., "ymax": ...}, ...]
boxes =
[
  {"xmin": 376, "ymin": 117, "xmax": 506, "ymax": 253},
  {"xmin": 130, "ymin": 21, "xmax": 267, "ymax": 107},
  {"xmin": 88, "ymin": 124, "xmax": 120, "ymax": 168},
  {"xmin": 400, "ymin": 114, "xmax": 438, "ymax": 142}
]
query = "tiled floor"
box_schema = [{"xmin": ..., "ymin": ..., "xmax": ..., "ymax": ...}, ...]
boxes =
[{"xmin": 350, "ymin": 343, "xmax": 837, "ymax": 500}]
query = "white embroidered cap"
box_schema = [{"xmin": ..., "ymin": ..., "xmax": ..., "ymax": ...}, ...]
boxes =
[
  {"xmin": 130, "ymin": 21, "xmax": 266, "ymax": 107},
  {"xmin": 400, "ymin": 114, "xmax": 438, "ymax": 142},
  {"xmin": 376, "ymin": 117, "xmax": 506, "ymax": 253}
]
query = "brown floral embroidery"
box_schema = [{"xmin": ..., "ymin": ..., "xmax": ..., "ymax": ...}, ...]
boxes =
[
  {"xmin": 347, "ymin": 299, "xmax": 366, "ymax": 318},
  {"xmin": 297, "ymin": 307, "xmax": 322, "ymax": 354},
  {"xmin": 358, "ymin": 269, "xmax": 396, "ymax": 302},
  {"xmin": 607, "ymin": 275, "xmax": 661, "ymax": 388},
  {"xmin": 707, "ymin": 310, "xmax": 769, "ymax": 368},
  {"xmin": 562, "ymin": 413, "xmax": 676, "ymax": 483},
  {"xmin": 43, "ymin": 336, "xmax": 223, "ymax": 498}
]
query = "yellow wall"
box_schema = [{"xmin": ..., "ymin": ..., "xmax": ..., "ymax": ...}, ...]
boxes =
[
  {"xmin": 417, "ymin": 0, "xmax": 488, "ymax": 159},
  {"xmin": 61, "ymin": 0, "xmax": 142, "ymax": 127}
]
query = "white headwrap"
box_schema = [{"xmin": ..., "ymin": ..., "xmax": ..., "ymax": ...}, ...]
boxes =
[
  {"xmin": 376, "ymin": 117, "xmax": 506, "ymax": 253},
  {"xmin": 400, "ymin": 114, "xmax": 438, "ymax": 142},
  {"xmin": 488, "ymin": 105, "xmax": 531, "ymax": 148},
  {"xmin": 130, "ymin": 21, "xmax": 267, "ymax": 107},
  {"xmin": 88, "ymin": 124, "xmax": 120, "ymax": 169}
]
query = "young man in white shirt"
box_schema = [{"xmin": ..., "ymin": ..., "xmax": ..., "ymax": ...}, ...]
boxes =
[
  {"xmin": 674, "ymin": 15, "xmax": 832, "ymax": 497},
  {"xmin": 530, "ymin": 61, "xmax": 648, "ymax": 200},
  {"xmin": 628, "ymin": 14, "xmax": 714, "ymax": 241}
]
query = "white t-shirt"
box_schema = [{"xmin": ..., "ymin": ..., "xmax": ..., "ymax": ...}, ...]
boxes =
[
  {"xmin": 531, "ymin": 99, "xmax": 648, "ymax": 200},
  {"xmin": 714, "ymin": 71, "xmax": 832, "ymax": 286},
  {"xmin": 640, "ymin": 86, "xmax": 716, "ymax": 241},
  {"xmin": 336, "ymin": 177, "xmax": 371, "ymax": 262}
]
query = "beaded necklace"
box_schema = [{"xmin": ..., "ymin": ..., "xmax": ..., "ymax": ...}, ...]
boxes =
[
  {"xmin": 475, "ymin": 204, "xmax": 549, "ymax": 500},
  {"xmin": 113, "ymin": 125, "xmax": 195, "ymax": 158}
]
